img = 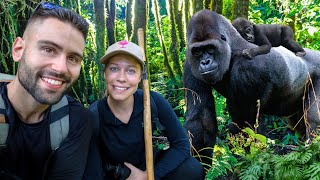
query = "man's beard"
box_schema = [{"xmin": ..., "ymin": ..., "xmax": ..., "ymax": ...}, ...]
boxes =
[{"xmin": 17, "ymin": 53, "xmax": 72, "ymax": 105}]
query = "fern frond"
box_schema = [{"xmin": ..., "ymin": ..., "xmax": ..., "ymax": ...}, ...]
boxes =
[
  {"xmin": 275, "ymin": 164, "xmax": 303, "ymax": 180},
  {"xmin": 298, "ymin": 150, "xmax": 313, "ymax": 164},
  {"xmin": 239, "ymin": 169, "xmax": 259, "ymax": 180},
  {"xmin": 248, "ymin": 164, "xmax": 262, "ymax": 176},
  {"xmin": 283, "ymin": 151, "xmax": 300, "ymax": 162},
  {"xmin": 304, "ymin": 161, "xmax": 320, "ymax": 179}
]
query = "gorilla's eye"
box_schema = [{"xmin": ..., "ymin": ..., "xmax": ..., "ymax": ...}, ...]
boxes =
[
  {"xmin": 245, "ymin": 27, "xmax": 252, "ymax": 33},
  {"xmin": 192, "ymin": 48, "xmax": 202, "ymax": 57},
  {"xmin": 206, "ymin": 46, "xmax": 215, "ymax": 54},
  {"xmin": 221, "ymin": 35, "xmax": 226, "ymax": 41}
]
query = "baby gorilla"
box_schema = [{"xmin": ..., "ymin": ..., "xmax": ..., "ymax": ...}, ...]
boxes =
[{"xmin": 232, "ymin": 17, "xmax": 306, "ymax": 59}]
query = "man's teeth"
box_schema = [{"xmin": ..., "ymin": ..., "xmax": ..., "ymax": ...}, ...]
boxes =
[
  {"xmin": 115, "ymin": 86, "xmax": 127, "ymax": 90},
  {"xmin": 43, "ymin": 77, "xmax": 62, "ymax": 85}
]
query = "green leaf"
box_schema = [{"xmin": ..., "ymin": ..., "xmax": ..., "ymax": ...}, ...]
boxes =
[
  {"xmin": 255, "ymin": 134, "xmax": 267, "ymax": 145},
  {"xmin": 243, "ymin": 128, "xmax": 255, "ymax": 138}
]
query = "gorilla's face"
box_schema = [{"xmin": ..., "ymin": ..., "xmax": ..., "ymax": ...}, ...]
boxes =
[
  {"xmin": 242, "ymin": 25, "xmax": 255, "ymax": 43},
  {"xmin": 232, "ymin": 18, "xmax": 255, "ymax": 43},
  {"xmin": 187, "ymin": 10, "xmax": 232, "ymax": 84}
]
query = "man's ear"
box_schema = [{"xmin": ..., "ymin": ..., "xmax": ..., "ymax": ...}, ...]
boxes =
[{"xmin": 12, "ymin": 37, "xmax": 25, "ymax": 62}]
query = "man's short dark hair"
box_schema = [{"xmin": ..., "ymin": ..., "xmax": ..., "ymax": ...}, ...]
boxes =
[{"xmin": 26, "ymin": 2, "xmax": 89, "ymax": 40}]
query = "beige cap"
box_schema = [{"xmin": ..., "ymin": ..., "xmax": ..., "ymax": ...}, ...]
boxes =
[{"xmin": 100, "ymin": 40, "xmax": 145, "ymax": 68}]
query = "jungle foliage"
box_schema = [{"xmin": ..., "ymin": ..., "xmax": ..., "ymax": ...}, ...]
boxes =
[{"xmin": 1, "ymin": 0, "xmax": 320, "ymax": 179}]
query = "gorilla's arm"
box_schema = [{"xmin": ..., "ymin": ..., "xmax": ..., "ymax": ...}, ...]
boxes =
[
  {"xmin": 243, "ymin": 25, "xmax": 272, "ymax": 58},
  {"xmin": 232, "ymin": 17, "xmax": 272, "ymax": 59},
  {"xmin": 183, "ymin": 61, "xmax": 217, "ymax": 162}
]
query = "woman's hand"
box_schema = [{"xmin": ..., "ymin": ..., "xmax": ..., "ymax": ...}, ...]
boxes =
[{"xmin": 124, "ymin": 162, "xmax": 147, "ymax": 180}]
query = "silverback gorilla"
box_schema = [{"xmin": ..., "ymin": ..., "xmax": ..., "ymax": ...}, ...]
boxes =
[
  {"xmin": 183, "ymin": 10, "xmax": 320, "ymax": 163},
  {"xmin": 232, "ymin": 17, "xmax": 306, "ymax": 59}
]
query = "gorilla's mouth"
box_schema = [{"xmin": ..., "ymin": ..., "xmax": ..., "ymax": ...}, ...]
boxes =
[
  {"xmin": 201, "ymin": 69, "xmax": 215, "ymax": 75},
  {"xmin": 200, "ymin": 68, "xmax": 221, "ymax": 84}
]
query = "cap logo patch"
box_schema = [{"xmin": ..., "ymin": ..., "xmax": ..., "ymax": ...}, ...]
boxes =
[{"xmin": 118, "ymin": 40, "xmax": 129, "ymax": 48}]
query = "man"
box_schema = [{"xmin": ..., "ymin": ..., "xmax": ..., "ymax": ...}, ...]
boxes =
[{"xmin": 0, "ymin": 2, "xmax": 92, "ymax": 179}]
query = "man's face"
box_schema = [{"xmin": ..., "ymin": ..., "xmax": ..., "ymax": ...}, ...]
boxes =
[{"xmin": 13, "ymin": 18, "xmax": 85, "ymax": 104}]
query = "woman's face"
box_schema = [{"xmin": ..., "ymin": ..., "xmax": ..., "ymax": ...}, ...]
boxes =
[{"xmin": 104, "ymin": 54, "xmax": 142, "ymax": 102}]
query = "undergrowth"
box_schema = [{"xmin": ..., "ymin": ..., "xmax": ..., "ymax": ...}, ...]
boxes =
[{"xmin": 203, "ymin": 128, "xmax": 320, "ymax": 180}]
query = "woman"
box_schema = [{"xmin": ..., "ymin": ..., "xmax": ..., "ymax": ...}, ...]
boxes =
[{"xmin": 84, "ymin": 40, "xmax": 204, "ymax": 180}]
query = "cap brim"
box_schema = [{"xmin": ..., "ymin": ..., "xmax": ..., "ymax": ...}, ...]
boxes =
[{"xmin": 100, "ymin": 50, "xmax": 144, "ymax": 67}]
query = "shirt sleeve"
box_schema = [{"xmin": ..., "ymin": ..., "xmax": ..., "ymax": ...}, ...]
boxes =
[
  {"xmin": 46, "ymin": 98, "xmax": 93, "ymax": 180},
  {"xmin": 151, "ymin": 92, "xmax": 190, "ymax": 179}
]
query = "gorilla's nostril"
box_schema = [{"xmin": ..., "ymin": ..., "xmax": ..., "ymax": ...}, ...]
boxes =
[{"xmin": 201, "ymin": 58, "xmax": 212, "ymax": 66}]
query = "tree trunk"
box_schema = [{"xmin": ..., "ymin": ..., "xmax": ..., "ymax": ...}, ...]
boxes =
[
  {"xmin": 288, "ymin": 0, "xmax": 296, "ymax": 37},
  {"xmin": 106, "ymin": 0, "xmax": 116, "ymax": 45},
  {"xmin": 174, "ymin": 0, "xmax": 186, "ymax": 52},
  {"xmin": 94, "ymin": 0, "xmax": 106, "ymax": 97},
  {"xmin": 192, "ymin": 0, "xmax": 203, "ymax": 13},
  {"xmin": 184, "ymin": 0, "xmax": 191, "ymax": 32},
  {"xmin": 129, "ymin": 0, "xmax": 148, "ymax": 80},
  {"xmin": 204, "ymin": 0, "xmax": 211, "ymax": 9},
  {"xmin": 212, "ymin": 0, "xmax": 223, "ymax": 14},
  {"xmin": 130, "ymin": 0, "xmax": 148, "ymax": 44},
  {"xmin": 126, "ymin": 0, "xmax": 134, "ymax": 40},
  {"xmin": 232, "ymin": 0, "xmax": 249, "ymax": 20},
  {"xmin": 75, "ymin": 0, "xmax": 81, "ymax": 15},
  {"xmin": 151, "ymin": 0, "xmax": 176, "ymax": 83},
  {"xmin": 69, "ymin": 0, "xmax": 89, "ymax": 104},
  {"xmin": 167, "ymin": 0, "xmax": 182, "ymax": 77}
]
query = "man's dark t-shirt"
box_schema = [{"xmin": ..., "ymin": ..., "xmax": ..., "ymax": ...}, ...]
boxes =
[{"xmin": 0, "ymin": 82, "xmax": 93, "ymax": 180}]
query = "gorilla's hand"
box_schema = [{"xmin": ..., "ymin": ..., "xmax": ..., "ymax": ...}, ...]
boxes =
[{"xmin": 242, "ymin": 48, "xmax": 255, "ymax": 60}]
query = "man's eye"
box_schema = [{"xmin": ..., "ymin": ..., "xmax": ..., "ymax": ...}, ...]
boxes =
[
  {"xmin": 68, "ymin": 57, "xmax": 80, "ymax": 64},
  {"xmin": 43, "ymin": 47, "xmax": 54, "ymax": 54}
]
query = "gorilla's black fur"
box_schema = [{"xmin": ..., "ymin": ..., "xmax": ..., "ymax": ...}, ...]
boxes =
[
  {"xmin": 183, "ymin": 10, "xmax": 320, "ymax": 163},
  {"xmin": 232, "ymin": 17, "xmax": 306, "ymax": 59}
]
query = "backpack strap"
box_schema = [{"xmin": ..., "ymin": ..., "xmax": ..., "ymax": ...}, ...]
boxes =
[
  {"xmin": 0, "ymin": 95, "xmax": 9, "ymax": 148},
  {"xmin": 149, "ymin": 92, "xmax": 165, "ymax": 132},
  {"xmin": 0, "ymin": 87, "xmax": 69, "ymax": 150},
  {"xmin": 0, "ymin": 73, "xmax": 15, "ymax": 82},
  {"xmin": 49, "ymin": 96, "xmax": 69, "ymax": 150}
]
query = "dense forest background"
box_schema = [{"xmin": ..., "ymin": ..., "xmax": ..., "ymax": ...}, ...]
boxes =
[{"xmin": 1, "ymin": 0, "xmax": 320, "ymax": 179}]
